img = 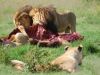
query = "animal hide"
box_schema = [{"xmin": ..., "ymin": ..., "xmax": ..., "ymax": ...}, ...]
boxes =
[{"xmin": 1, "ymin": 24, "xmax": 83, "ymax": 47}]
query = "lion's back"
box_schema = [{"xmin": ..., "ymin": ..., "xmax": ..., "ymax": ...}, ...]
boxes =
[{"xmin": 54, "ymin": 11, "xmax": 76, "ymax": 33}]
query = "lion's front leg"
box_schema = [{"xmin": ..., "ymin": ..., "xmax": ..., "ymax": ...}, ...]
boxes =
[{"xmin": 17, "ymin": 25, "xmax": 28, "ymax": 36}]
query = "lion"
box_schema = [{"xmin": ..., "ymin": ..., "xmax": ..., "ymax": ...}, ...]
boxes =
[
  {"xmin": 44, "ymin": 6, "xmax": 76, "ymax": 33},
  {"xmin": 29, "ymin": 7, "xmax": 58, "ymax": 35},
  {"xmin": 10, "ymin": 5, "xmax": 32, "ymax": 41},
  {"xmin": 2, "ymin": 32, "xmax": 29, "ymax": 46},
  {"xmin": 13, "ymin": 5, "xmax": 33, "ymax": 28},
  {"xmin": 8, "ymin": 26, "xmax": 29, "ymax": 46},
  {"xmin": 13, "ymin": 33, "xmax": 29, "ymax": 46},
  {"xmin": 9, "ymin": 5, "xmax": 33, "ymax": 45},
  {"xmin": 53, "ymin": 11, "xmax": 76, "ymax": 33},
  {"xmin": 50, "ymin": 45, "xmax": 83, "ymax": 73},
  {"xmin": 29, "ymin": 6, "xmax": 76, "ymax": 33},
  {"xmin": 8, "ymin": 9, "xmax": 31, "ymax": 46}
]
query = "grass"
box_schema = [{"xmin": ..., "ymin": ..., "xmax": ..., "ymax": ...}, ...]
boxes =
[
  {"xmin": 0, "ymin": 55, "xmax": 100, "ymax": 75},
  {"xmin": 0, "ymin": 0, "xmax": 100, "ymax": 75}
]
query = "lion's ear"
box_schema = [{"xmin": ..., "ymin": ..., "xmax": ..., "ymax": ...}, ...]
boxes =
[
  {"xmin": 78, "ymin": 45, "xmax": 83, "ymax": 52},
  {"xmin": 64, "ymin": 46, "xmax": 69, "ymax": 51},
  {"xmin": 29, "ymin": 8, "xmax": 37, "ymax": 16},
  {"xmin": 29, "ymin": 9, "xmax": 35, "ymax": 16},
  {"xmin": 29, "ymin": 10, "xmax": 33, "ymax": 16}
]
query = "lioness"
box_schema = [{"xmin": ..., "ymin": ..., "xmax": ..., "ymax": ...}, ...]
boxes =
[
  {"xmin": 51, "ymin": 45, "xmax": 83, "ymax": 73},
  {"xmin": 8, "ymin": 26, "xmax": 29, "ymax": 46},
  {"xmin": 13, "ymin": 32, "xmax": 29, "ymax": 46}
]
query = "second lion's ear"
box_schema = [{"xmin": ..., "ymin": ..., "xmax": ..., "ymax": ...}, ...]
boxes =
[
  {"xmin": 29, "ymin": 8, "xmax": 37, "ymax": 17},
  {"xmin": 78, "ymin": 45, "xmax": 83, "ymax": 52},
  {"xmin": 64, "ymin": 46, "xmax": 69, "ymax": 51},
  {"xmin": 29, "ymin": 11, "xmax": 32, "ymax": 16},
  {"xmin": 29, "ymin": 9, "xmax": 34, "ymax": 17}
]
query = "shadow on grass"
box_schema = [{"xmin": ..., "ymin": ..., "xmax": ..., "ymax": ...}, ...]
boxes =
[{"xmin": 87, "ymin": 44, "xmax": 100, "ymax": 53}]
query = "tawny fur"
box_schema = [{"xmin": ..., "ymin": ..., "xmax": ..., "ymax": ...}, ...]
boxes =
[
  {"xmin": 13, "ymin": 5, "xmax": 33, "ymax": 28},
  {"xmin": 29, "ymin": 7, "xmax": 58, "ymax": 34},
  {"xmin": 13, "ymin": 33, "xmax": 29, "ymax": 46},
  {"xmin": 11, "ymin": 60, "xmax": 26, "ymax": 71},
  {"xmin": 29, "ymin": 7, "xmax": 54, "ymax": 25},
  {"xmin": 51, "ymin": 45, "xmax": 83, "ymax": 73},
  {"xmin": 11, "ymin": 5, "xmax": 32, "ymax": 45},
  {"xmin": 53, "ymin": 11, "xmax": 76, "ymax": 33},
  {"xmin": 29, "ymin": 6, "xmax": 76, "ymax": 33}
]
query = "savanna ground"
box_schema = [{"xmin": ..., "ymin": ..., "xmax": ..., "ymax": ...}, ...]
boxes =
[{"xmin": 0, "ymin": 0, "xmax": 100, "ymax": 75}]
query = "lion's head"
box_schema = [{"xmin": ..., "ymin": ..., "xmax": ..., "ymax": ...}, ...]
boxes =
[
  {"xmin": 64, "ymin": 45, "xmax": 83, "ymax": 65},
  {"xmin": 14, "ymin": 12, "xmax": 32, "ymax": 28},
  {"xmin": 29, "ymin": 7, "xmax": 58, "ymax": 35},
  {"xmin": 29, "ymin": 7, "xmax": 55, "ymax": 25}
]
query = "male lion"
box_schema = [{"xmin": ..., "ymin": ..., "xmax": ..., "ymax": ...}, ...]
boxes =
[
  {"xmin": 47, "ymin": 7, "xmax": 76, "ymax": 33},
  {"xmin": 29, "ymin": 6, "xmax": 76, "ymax": 33},
  {"xmin": 9, "ymin": 5, "xmax": 33, "ymax": 45},
  {"xmin": 29, "ymin": 7, "xmax": 58, "ymax": 35},
  {"xmin": 13, "ymin": 5, "xmax": 33, "ymax": 28},
  {"xmin": 42, "ymin": 6, "xmax": 76, "ymax": 33},
  {"xmin": 51, "ymin": 45, "xmax": 83, "ymax": 73},
  {"xmin": 8, "ymin": 11, "xmax": 31, "ymax": 45}
]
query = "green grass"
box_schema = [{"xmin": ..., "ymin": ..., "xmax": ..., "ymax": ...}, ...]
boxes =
[
  {"xmin": 0, "ymin": 0, "xmax": 100, "ymax": 75},
  {"xmin": 0, "ymin": 55, "xmax": 100, "ymax": 75}
]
